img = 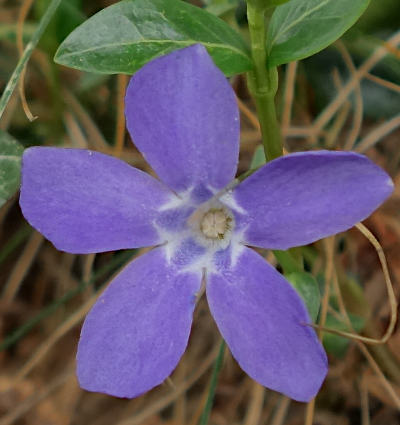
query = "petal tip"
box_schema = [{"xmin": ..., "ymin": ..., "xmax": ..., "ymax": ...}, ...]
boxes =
[
  {"xmin": 184, "ymin": 42, "xmax": 208, "ymax": 55},
  {"xmin": 77, "ymin": 365, "xmax": 143, "ymax": 399},
  {"xmin": 386, "ymin": 176, "xmax": 395, "ymax": 190},
  {"xmin": 279, "ymin": 358, "xmax": 327, "ymax": 403}
]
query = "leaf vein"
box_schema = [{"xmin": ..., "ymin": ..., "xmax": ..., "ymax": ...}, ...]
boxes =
[
  {"xmin": 58, "ymin": 39, "xmax": 250, "ymax": 62},
  {"xmin": 0, "ymin": 155, "xmax": 21, "ymax": 161},
  {"xmin": 271, "ymin": 0, "xmax": 331, "ymax": 46}
]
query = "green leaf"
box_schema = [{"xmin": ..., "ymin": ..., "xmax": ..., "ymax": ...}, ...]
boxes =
[
  {"xmin": 323, "ymin": 312, "xmax": 365, "ymax": 357},
  {"xmin": 55, "ymin": 0, "xmax": 252, "ymax": 76},
  {"xmin": 265, "ymin": 0, "xmax": 292, "ymax": 7},
  {"xmin": 286, "ymin": 272, "xmax": 320, "ymax": 322},
  {"xmin": 267, "ymin": 0, "xmax": 370, "ymax": 66},
  {"xmin": 247, "ymin": 0, "xmax": 291, "ymax": 8},
  {"xmin": 205, "ymin": 0, "xmax": 238, "ymax": 16},
  {"xmin": 274, "ymin": 249, "xmax": 302, "ymax": 274},
  {"xmin": 0, "ymin": 131, "xmax": 23, "ymax": 208}
]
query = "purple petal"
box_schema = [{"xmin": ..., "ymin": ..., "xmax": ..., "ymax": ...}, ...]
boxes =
[
  {"xmin": 20, "ymin": 147, "xmax": 173, "ymax": 253},
  {"xmin": 207, "ymin": 247, "xmax": 327, "ymax": 402},
  {"xmin": 125, "ymin": 44, "xmax": 239, "ymax": 201},
  {"xmin": 77, "ymin": 247, "xmax": 201, "ymax": 398},
  {"xmin": 230, "ymin": 151, "xmax": 393, "ymax": 249}
]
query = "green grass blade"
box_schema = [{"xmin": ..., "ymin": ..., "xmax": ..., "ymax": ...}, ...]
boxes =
[
  {"xmin": 199, "ymin": 340, "xmax": 226, "ymax": 425},
  {"xmin": 0, "ymin": 0, "xmax": 63, "ymax": 120}
]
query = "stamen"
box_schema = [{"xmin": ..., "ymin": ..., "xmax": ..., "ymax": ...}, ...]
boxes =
[
  {"xmin": 187, "ymin": 201, "xmax": 234, "ymax": 251},
  {"xmin": 200, "ymin": 209, "xmax": 231, "ymax": 240}
]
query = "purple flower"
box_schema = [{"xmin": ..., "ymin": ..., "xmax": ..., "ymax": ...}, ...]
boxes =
[{"xmin": 19, "ymin": 45, "xmax": 393, "ymax": 402}]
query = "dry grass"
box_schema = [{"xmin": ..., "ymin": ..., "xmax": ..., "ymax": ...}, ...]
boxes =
[{"xmin": 0, "ymin": 1, "xmax": 400, "ymax": 424}]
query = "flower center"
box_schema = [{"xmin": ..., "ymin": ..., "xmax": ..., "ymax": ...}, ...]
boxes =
[
  {"xmin": 187, "ymin": 201, "xmax": 234, "ymax": 251},
  {"xmin": 200, "ymin": 209, "xmax": 231, "ymax": 240}
]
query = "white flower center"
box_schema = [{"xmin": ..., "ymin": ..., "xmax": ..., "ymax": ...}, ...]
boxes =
[
  {"xmin": 187, "ymin": 201, "xmax": 234, "ymax": 250},
  {"xmin": 200, "ymin": 209, "xmax": 231, "ymax": 240}
]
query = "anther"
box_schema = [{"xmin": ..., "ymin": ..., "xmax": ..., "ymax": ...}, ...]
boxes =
[{"xmin": 200, "ymin": 209, "xmax": 230, "ymax": 240}]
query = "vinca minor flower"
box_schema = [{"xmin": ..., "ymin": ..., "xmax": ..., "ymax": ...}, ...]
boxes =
[{"xmin": 20, "ymin": 45, "xmax": 393, "ymax": 402}]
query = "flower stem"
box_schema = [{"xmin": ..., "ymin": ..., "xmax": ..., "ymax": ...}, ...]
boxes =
[
  {"xmin": 247, "ymin": 2, "xmax": 282, "ymax": 161},
  {"xmin": 199, "ymin": 340, "xmax": 225, "ymax": 425},
  {"xmin": 0, "ymin": 0, "xmax": 63, "ymax": 121}
]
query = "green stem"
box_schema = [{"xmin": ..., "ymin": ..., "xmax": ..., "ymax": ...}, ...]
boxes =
[
  {"xmin": 0, "ymin": 0, "xmax": 63, "ymax": 121},
  {"xmin": 199, "ymin": 340, "xmax": 226, "ymax": 425},
  {"xmin": 247, "ymin": 2, "xmax": 282, "ymax": 161}
]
